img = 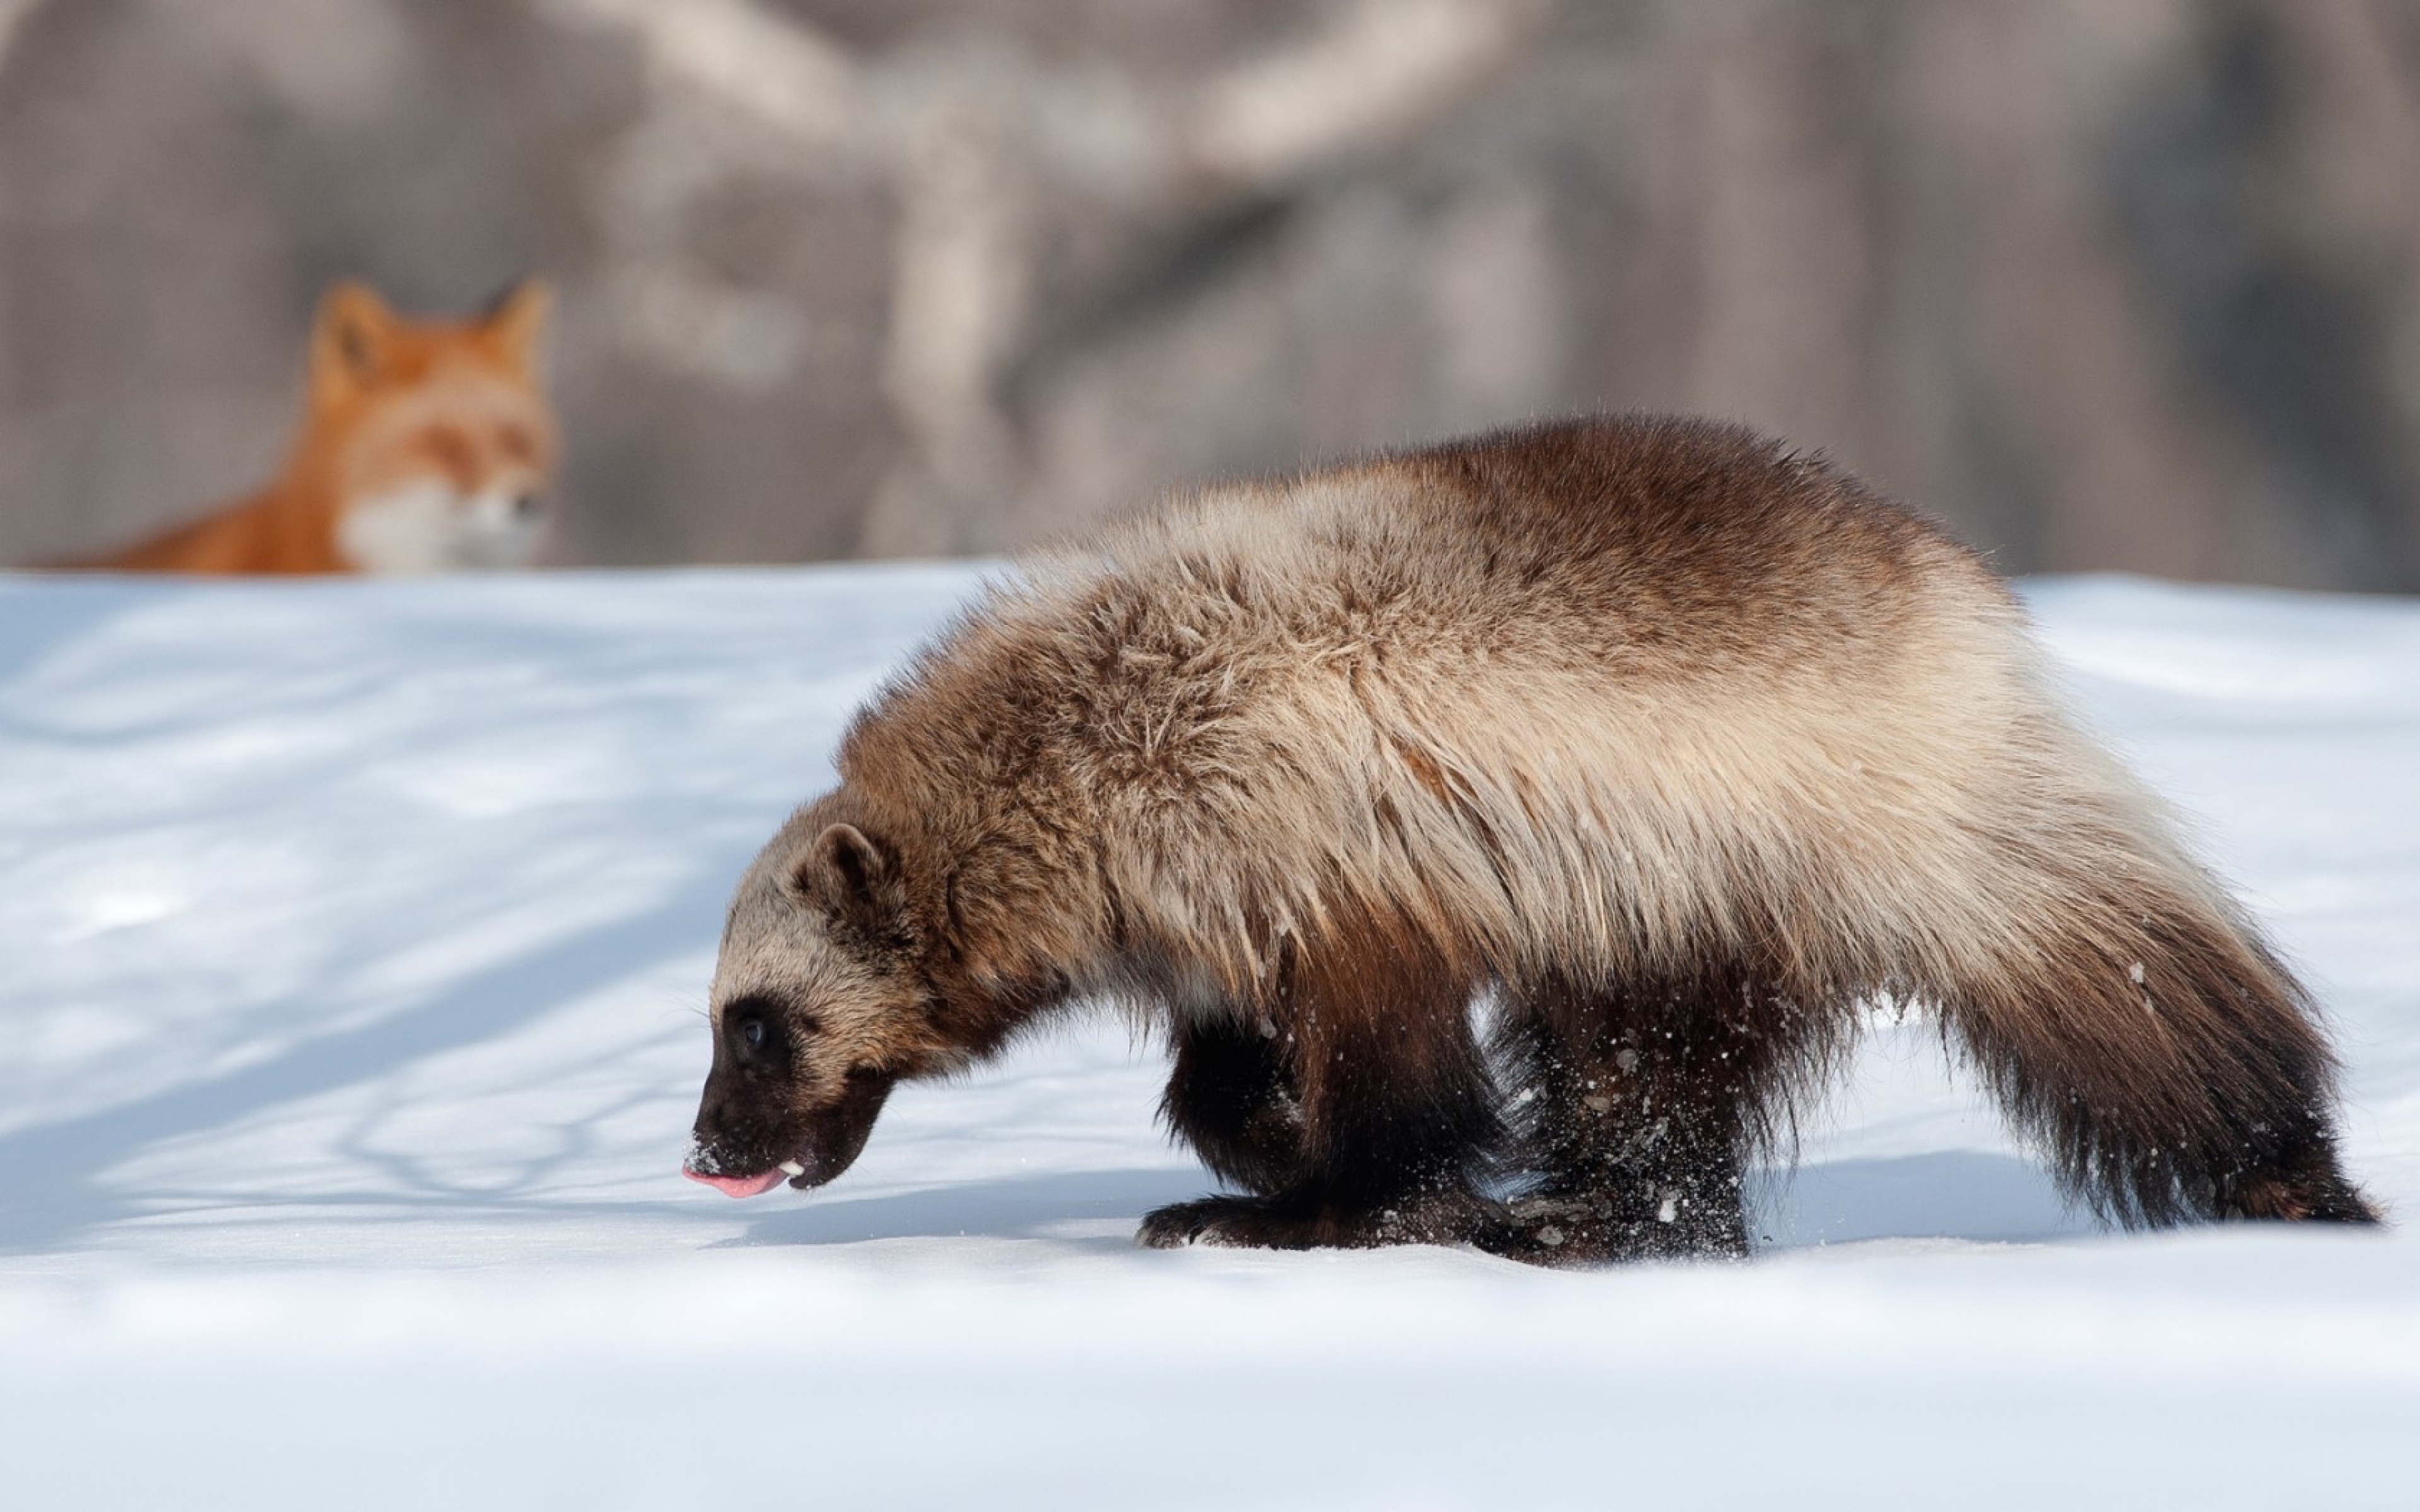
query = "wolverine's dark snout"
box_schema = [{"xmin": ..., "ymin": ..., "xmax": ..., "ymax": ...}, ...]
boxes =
[
  {"xmin": 682, "ymin": 1048, "xmax": 896, "ymax": 1199},
  {"xmin": 785, "ymin": 1068, "xmax": 896, "ymax": 1188}
]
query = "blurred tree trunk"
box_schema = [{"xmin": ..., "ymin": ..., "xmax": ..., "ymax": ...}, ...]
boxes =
[{"xmin": 3, "ymin": 0, "xmax": 2417, "ymax": 588}]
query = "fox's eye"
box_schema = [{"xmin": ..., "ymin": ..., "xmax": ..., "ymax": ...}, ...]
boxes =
[{"xmin": 738, "ymin": 1017, "xmax": 767, "ymax": 1050}]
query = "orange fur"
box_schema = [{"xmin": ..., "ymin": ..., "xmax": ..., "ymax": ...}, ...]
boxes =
[{"xmin": 74, "ymin": 281, "xmax": 558, "ymax": 575}]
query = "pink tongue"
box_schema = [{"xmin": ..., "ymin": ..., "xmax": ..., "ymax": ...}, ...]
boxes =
[{"xmin": 684, "ymin": 1166, "xmax": 789, "ymax": 1198}]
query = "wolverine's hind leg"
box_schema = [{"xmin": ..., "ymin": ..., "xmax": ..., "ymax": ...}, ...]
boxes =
[{"xmin": 1482, "ymin": 968, "xmax": 1838, "ymax": 1265}]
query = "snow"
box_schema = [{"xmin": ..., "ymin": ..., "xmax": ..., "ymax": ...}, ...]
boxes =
[{"xmin": 1, "ymin": 564, "xmax": 2414, "ymax": 1508}]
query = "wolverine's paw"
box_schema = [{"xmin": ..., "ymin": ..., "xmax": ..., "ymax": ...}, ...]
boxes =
[
  {"xmin": 1137, "ymin": 1191, "xmax": 1495, "ymax": 1252},
  {"xmin": 1472, "ymin": 1192, "xmax": 1751, "ymax": 1268},
  {"xmin": 1136, "ymin": 1194, "xmax": 1284, "ymax": 1250},
  {"xmin": 1469, "ymin": 1196, "xmax": 1630, "ymax": 1267}
]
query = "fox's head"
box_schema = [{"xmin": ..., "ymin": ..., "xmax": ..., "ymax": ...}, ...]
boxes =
[{"xmin": 304, "ymin": 280, "xmax": 560, "ymax": 572}]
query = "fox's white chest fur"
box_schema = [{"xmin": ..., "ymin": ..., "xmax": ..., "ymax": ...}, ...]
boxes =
[{"xmin": 337, "ymin": 481, "xmax": 544, "ymax": 573}]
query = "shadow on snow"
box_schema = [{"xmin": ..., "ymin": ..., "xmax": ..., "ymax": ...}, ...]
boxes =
[
  {"xmin": 703, "ymin": 1149, "xmax": 2098, "ymax": 1256},
  {"xmin": 0, "ymin": 888, "xmax": 726, "ymax": 1255}
]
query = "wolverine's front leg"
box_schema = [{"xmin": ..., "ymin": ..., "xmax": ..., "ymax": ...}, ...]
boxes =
[
  {"xmin": 1156, "ymin": 1012, "xmax": 1308, "ymax": 1196},
  {"xmin": 1140, "ymin": 946, "xmax": 1503, "ymax": 1253}
]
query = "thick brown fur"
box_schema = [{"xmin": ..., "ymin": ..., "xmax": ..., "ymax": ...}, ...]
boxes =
[{"xmin": 687, "ymin": 414, "xmax": 2377, "ymax": 1261}]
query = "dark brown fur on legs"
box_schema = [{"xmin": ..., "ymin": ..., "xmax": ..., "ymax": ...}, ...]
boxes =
[
  {"xmin": 1475, "ymin": 966, "xmax": 1835, "ymax": 1264},
  {"xmin": 1140, "ymin": 914, "xmax": 1507, "ymax": 1251},
  {"xmin": 1156, "ymin": 1014, "xmax": 1308, "ymax": 1195}
]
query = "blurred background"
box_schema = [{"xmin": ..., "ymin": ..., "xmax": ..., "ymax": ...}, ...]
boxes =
[{"xmin": 3, "ymin": 0, "xmax": 2419, "ymax": 588}]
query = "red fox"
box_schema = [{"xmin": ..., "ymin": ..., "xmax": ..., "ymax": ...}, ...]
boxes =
[{"xmin": 75, "ymin": 280, "xmax": 558, "ymax": 574}]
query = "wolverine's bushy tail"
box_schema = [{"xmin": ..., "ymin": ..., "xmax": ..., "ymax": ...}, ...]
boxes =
[{"xmin": 1938, "ymin": 798, "xmax": 2377, "ymax": 1228}]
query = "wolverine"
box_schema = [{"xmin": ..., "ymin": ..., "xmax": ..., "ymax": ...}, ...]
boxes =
[{"xmin": 683, "ymin": 415, "xmax": 2377, "ymax": 1263}]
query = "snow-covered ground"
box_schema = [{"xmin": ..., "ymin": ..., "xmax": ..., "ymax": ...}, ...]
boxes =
[{"xmin": 2, "ymin": 564, "xmax": 2414, "ymax": 1509}]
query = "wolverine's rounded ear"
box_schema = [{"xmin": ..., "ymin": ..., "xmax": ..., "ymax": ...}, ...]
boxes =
[
  {"xmin": 311, "ymin": 280, "xmax": 398, "ymax": 403},
  {"xmin": 795, "ymin": 823, "xmax": 899, "ymax": 931},
  {"xmin": 481, "ymin": 278, "xmax": 553, "ymax": 375}
]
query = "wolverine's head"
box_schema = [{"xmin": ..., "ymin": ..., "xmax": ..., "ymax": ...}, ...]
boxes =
[{"xmin": 683, "ymin": 802, "xmax": 952, "ymax": 1199}]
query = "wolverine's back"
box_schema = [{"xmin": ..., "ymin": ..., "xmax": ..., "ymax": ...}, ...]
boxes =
[{"xmin": 872, "ymin": 416, "xmax": 2053, "ymax": 994}]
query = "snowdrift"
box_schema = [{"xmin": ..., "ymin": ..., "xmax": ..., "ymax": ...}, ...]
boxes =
[{"xmin": 2, "ymin": 566, "xmax": 2413, "ymax": 1508}]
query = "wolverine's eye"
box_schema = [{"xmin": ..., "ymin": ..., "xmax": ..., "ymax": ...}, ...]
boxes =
[{"xmin": 737, "ymin": 1016, "xmax": 767, "ymax": 1050}]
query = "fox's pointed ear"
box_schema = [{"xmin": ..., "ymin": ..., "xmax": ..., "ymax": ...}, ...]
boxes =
[
  {"xmin": 481, "ymin": 278, "xmax": 553, "ymax": 375},
  {"xmin": 310, "ymin": 281, "xmax": 398, "ymax": 404}
]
